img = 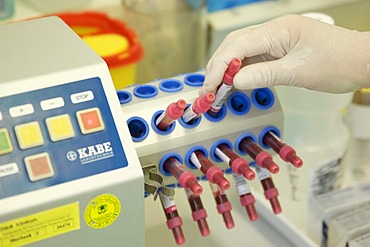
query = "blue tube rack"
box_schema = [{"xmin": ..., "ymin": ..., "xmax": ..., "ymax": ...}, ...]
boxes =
[{"xmin": 118, "ymin": 71, "xmax": 284, "ymax": 186}]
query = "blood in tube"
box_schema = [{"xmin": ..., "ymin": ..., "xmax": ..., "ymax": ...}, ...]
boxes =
[
  {"xmin": 156, "ymin": 99, "xmax": 187, "ymax": 131},
  {"xmin": 208, "ymin": 58, "xmax": 242, "ymax": 117},
  {"xmin": 159, "ymin": 191, "xmax": 185, "ymax": 245},
  {"xmin": 263, "ymin": 131, "xmax": 303, "ymax": 168},
  {"xmin": 239, "ymin": 137, "xmax": 280, "ymax": 174},
  {"xmin": 254, "ymin": 165, "xmax": 282, "ymax": 214},
  {"xmin": 209, "ymin": 183, "xmax": 235, "ymax": 229},
  {"xmin": 181, "ymin": 92, "xmax": 215, "ymax": 123},
  {"xmin": 190, "ymin": 151, "xmax": 230, "ymax": 190},
  {"xmin": 215, "ymin": 143, "xmax": 255, "ymax": 180},
  {"xmin": 185, "ymin": 189, "xmax": 210, "ymax": 237},
  {"xmin": 232, "ymin": 172, "xmax": 258, "ymax": 221},
  {"xmin": 164, "ymin": 157, "xmax": 203, "ymax": 195}
]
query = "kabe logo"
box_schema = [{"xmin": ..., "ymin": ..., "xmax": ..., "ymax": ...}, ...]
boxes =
[{"xmin": 77, "ymin": 142, "xmax": 114, "ymax": 164}]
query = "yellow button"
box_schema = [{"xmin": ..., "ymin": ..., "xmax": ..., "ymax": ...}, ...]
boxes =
[
  {"xmin": 15, "ymin": 121, "xmax": 44, "ymax": 150},
  {"xmin": 46, "ymin": 114, "xmax": 75, "ymax": 142},
  {"xmin": 0, "ymin": 128, "xmax": 13, "ymax": 155}
]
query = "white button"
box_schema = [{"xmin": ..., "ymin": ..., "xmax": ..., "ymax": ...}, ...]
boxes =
[
  {"xmin": 0, "ymin": 163, "xmax": 19, "ymax": 178},
  {"xmin": 40, "ymin": 97, "xmax": 65, "ymax": 111},
  {"xmin": 70, "ymin": 91, "xmax": 94, "ymax": 104},
  {"xmin": 9, "ymin": 104, "xmax": 34, "ymax": 118}
]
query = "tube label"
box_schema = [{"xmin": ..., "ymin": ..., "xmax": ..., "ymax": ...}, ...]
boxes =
[
  {"xmin": 155, "ymin": 111, "xmax": 166, "ymax": 126},
  {"xmin": 232, "ymin": 173, "xmax": 251, "ymax": 195},
  {"xmin": 211, "ymin": 84, "xmax": 233, "ymax": 110},
  {"xmin": 255, "ymin": 166, "xmax": 270, "ymax": 180},
  {"xmin": 269, "ymin": 131, "xmax": 284, "ymax": 144},
  {"xmin": 190, "ymin": 152, "xmax": 202, "ymax": 169},
  {"xmin": 182, "ymin": 107, "xmax": 197, "ymax": 123},
  {"xmin": 215, "ymin": 148, "xmax": 230, "ymax": 164},
  {"xmin": 159, "ymin": 192, "xmax": 175, "ymax": 210}
]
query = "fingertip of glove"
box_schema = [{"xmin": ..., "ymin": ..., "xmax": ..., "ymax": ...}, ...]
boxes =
[
  {"xmin": 233, "ymin": 71, "xmax": 253, "ymax": 90},
  {"xmin": 234, "ymin": 68, "xmax": 270, "ymax": 90}
]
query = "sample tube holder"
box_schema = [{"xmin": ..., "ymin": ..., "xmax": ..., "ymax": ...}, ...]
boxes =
[{"xmin": 119, "ymin": 72, "xmax": 284, "ymax": 186}]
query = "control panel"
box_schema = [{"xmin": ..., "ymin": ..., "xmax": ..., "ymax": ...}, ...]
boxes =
[{"xmin": 0, "ymin": 77, "xmax": 128, "ymax": 199}]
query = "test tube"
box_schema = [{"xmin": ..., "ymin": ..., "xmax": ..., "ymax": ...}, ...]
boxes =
[
  {"xmin": 239, "ymin": 137, "xmax": 280, "ymax": 174},
  {"xmin": 208, "ymin": 58, "xmax": 242, "ymax": 118},
  {"xmin": 156, "ymin": 99, "xmax": 187, "ymax": 131},
  {"xmin": 209, "ymin": 183, "xmax": 235, "ymax": 229},
  {"xmin": 164, "ymin": 157, "xmax": 203, "ymax": 195},
  {"xmin": 185, "ymin": 188, "xmax": 210, "ymax": 237},
  {"xmin": 254, "ymin": 165, "xmax": 282, "ymax": 214},
  {"xmin": 263, "ymin": 131, "xmax": 303, "ymax": 168},
  {"xmin": 215, "ymin": 143, "xmax": 255, "ymax": 180},
  {"xmin": 181, "ymin": 93, "xmax": 215, "ymax": 123},
  {"xmin": 232, "ymin": 172, "xmax": 258, "ymax": 221},
  {"xmin": 190, "ymin": 151, "xmax": 230, "ymax": 190},
  {"xmin": 159, "ymin": 191, "xmax": 185, "ymax": 245}
]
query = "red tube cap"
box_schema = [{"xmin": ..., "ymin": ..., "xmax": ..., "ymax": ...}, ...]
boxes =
[{"xmin": 222, "ymin": 58, "xmax": 242, "ymax": 85}]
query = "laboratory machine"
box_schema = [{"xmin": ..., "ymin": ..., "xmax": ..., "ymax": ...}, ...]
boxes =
[
  {"xmin": 0, "ymin": 17, "xmax": 144, "ymax": 246},
  {"xmin": 0, "ymin": 16, "xmax": 307, "ymax": 247}
]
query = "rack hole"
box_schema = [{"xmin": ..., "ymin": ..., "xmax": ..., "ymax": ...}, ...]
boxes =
[{"xmin": 127, "ymin": 117, "xmax": 149, "ymax": 142}]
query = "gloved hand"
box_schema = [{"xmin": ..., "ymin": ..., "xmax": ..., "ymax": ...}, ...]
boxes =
[{"xmin": 200, "ymin": 14, "xmax": 370, "ymax": 95}]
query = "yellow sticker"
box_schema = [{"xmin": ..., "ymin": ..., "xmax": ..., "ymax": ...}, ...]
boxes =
[
  {"xmin": 84, "ymin": 194, "xmax": 121, "ymax": 229},
  {"xmin": 0, "ymin": 202, "xmax": 80, "ymax": 247}
]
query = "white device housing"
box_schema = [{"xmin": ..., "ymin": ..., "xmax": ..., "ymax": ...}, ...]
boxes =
[{"xmin": 0, "ymin": 17, "xmax": 144, "ymax": 247}]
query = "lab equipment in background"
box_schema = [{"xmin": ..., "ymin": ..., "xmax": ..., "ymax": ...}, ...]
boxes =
[
  {"xmin": 0, "ymin": 17, "xmax": 143, "ymax": 246},
  {"xmin": 22, "ymin": 0, "xmax": 92, "ymax": 13},
  {"xmin": 206, "ymin": 0, "xmax": 269, "ymax": 13},
  {"xmin": 275, "ymin": 81, "xmax": 352, "ymax": 232},
  {"xmin": 0, "ymin": 0, "xmax": 13, "ymax": 19},
  {"xmin": 345, "ymin": 89, "xmax": 370, "ymax": 183},
  {"xmin": 121, "ymin": 0, "xmax": 205, "ymax": 83},
  {"xmin": 308, "ymin": 182, "xmax": 370, "ymax": 246},
  {"xmin": 327, "ymin": 201, "xmax": 370, "ymax": 247},
  {"xmin": 349, "ymin": 231, "xmax": 370, "ymax": 247},
  {"xmin": 58, "ymin": 12, "xmax": 144, "ymax": 89}
]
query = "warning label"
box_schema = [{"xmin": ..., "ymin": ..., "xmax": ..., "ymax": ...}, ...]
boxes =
[
  {"xmin": 0, "ymin": 202, "xmax": 80, "ymax": 247},
  {"xmin": 84, "ymin": 194, "xmax": 121, "ymax": 229}
]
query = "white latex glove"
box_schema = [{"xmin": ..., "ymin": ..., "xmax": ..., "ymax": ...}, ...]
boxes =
[{"xmin": 200, "ymin": 14, "xmax": 370, "ymax": 95}]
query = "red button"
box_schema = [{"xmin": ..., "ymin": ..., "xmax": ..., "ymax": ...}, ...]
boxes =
[
  {"xmin": 25, "ymin": 153, "xmax": 54, "ymax": 182},
  {"xmin": 76, "ymin": 107, "xmax": 105, "ymax": 134}
]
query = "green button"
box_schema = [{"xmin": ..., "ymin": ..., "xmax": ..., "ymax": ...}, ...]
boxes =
[{"xmin": 0, "ymin": 128, "xmax": 13, "ymax": 155}]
